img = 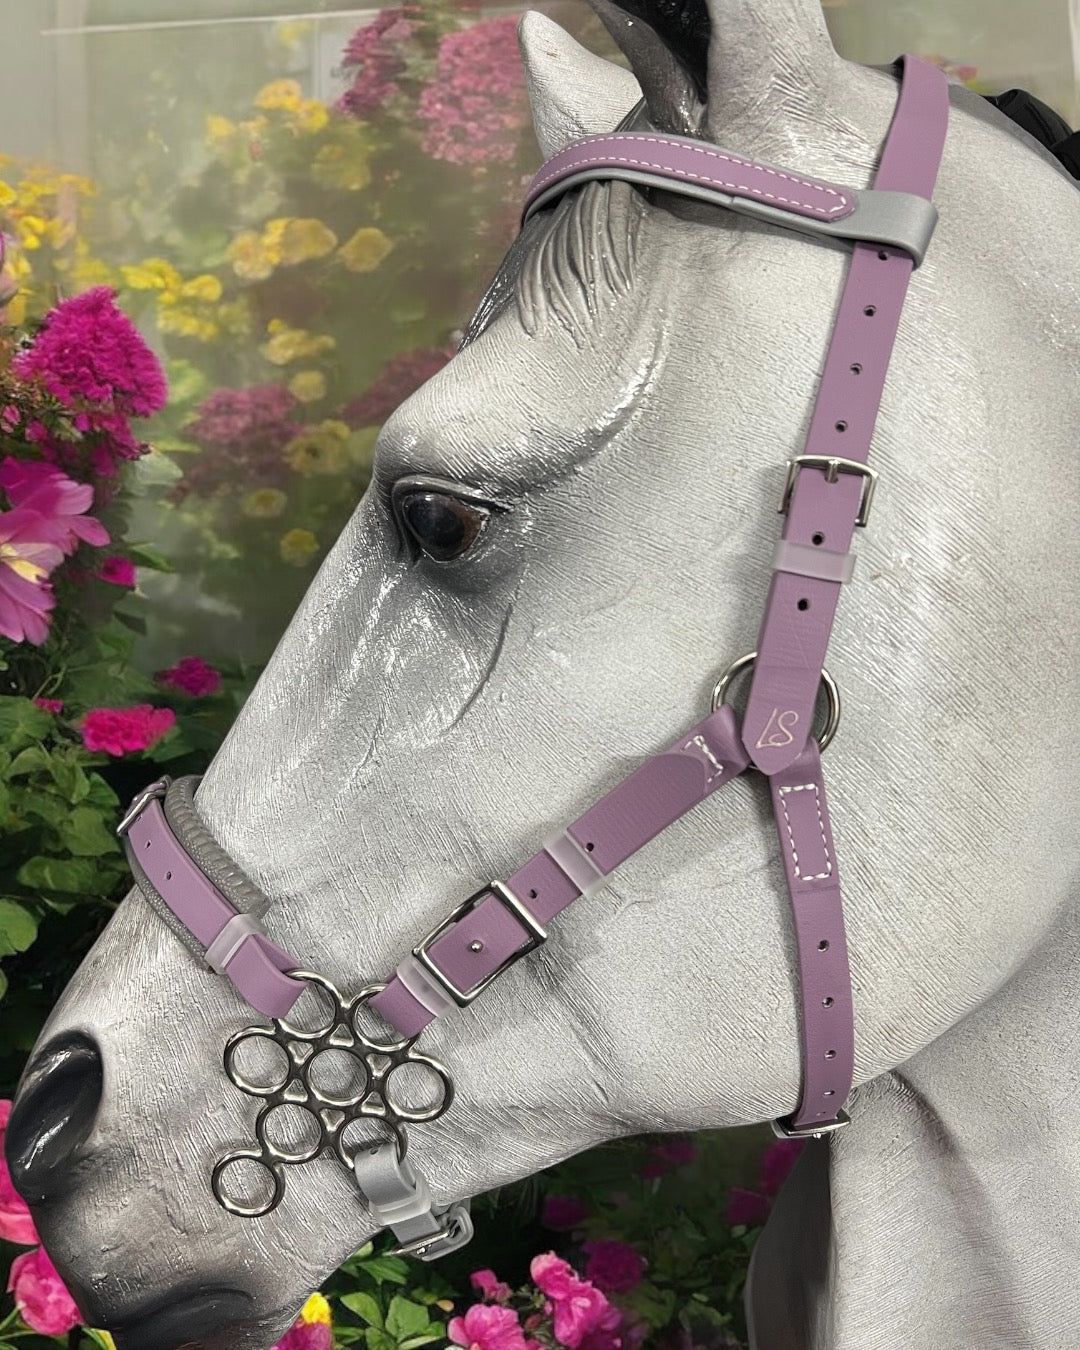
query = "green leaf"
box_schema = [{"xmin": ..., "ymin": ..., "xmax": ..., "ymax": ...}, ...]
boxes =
[
  {"xmin": 7, "ymin": 745, "xmax": 52, "ymax": 777},
  {"xmin": 341, "ymin": 1292, "xmax": 384, "ymax": 1329},
  {"xmin": 0, "ymin": 965, "xmax": 8, "ymax": 1001},
  {"xmin": 397, "ymin": 1335, "xmax": 442, "ymax": 1349},
  {"xmin": 85, "ymin": 773, "xmax": 120, "ymax": 811},
  {"xmin": 385, "ymin": 1297, "xmax": 430, "ymax": 1342},
  {"xmin": 63, "ymin": 806, "xmax": 121, "ymax": 857},
  {"xmin": 49, "ymin": 755, "xmax": 91, "ymax": 802},
  {"xmin": 365, "ymin": 1331, "xmax": 396, "ymax": 1350},
  {"xmin": 114, "ymin": 609, "xmax": 148, "ymax": 636},
  {"xmin": 0, "ymin": 696, "xmax": 52, "ymax": 754},
  {"xmin": 16, "ymin": 787, "xmax": 68, "ymax": 827},
  {"xmin": 0, "ymin": 898, "xmax": 39, "ymax": 955},
  {"xmin": 127, "ymin": 541, "xmax": 175, "ymax": 572},
  {"xmin": 359, "ymin": 1257, "xmax": 409, "ymax": 1286},
  {"xmin": 16, "ymin": 855, "xmax": 101, "ymax": 894}
]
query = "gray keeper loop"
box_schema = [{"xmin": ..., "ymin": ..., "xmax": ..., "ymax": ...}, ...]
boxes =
[
  {"xmin": 543, "ymin": 829, "xmax": 608, "ymax": 899},
  {"xmin": 354, "ymin": 1141, "xmax": 474, "ymax": 1261},
  {"xmin": 205, "ymin": 912, "xmax": 266, "ymax": 975},
  {"xmin": 395, "ymin": 954, "xmax": 459, "ymax": 1020},
  {"xmin": 772, "ymin": 539, "xmax": 857, "ymax": 584}
]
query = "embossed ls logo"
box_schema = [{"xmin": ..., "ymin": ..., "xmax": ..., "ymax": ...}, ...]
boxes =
[{"xmin": 756, "ymin": 708, "xmax": 799, "ymax": 749}]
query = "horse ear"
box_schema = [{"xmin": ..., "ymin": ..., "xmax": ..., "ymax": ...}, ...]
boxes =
[{"xmin": 518, "ymin": 12, "xmax": 645, "ymax": 159}]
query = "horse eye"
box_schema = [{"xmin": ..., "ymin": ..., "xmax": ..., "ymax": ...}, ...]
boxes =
[{"xmin": 398, "ymin": 491, "xmax": 489, "ymax": 562}]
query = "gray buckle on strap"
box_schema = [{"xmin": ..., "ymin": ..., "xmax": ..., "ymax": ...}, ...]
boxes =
[
  {"xmin": 780, "ymin": 456, "xmax": 879, "ymax": 528},
  {"xmin": 771, "ymin": 1107, "xmax": 851, "ymax": 1140},
  {"xmin": 353, "ymin": 1140, "xmax": 474, "ymax": 1261},
  {"xmin": 116, "ymin": 776, "xmax": 172, "ymax": 837}
]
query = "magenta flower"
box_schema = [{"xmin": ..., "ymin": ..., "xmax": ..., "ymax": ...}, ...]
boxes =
[
  {"xmin": 417, "ymin": 18, "xmax": 527, "ymax": 166},
  {"xmin": 33, "ymin": 698, "xmax": 64, "ymax": 714},
  {"xmin": 470, "ymin": 1269, "xmax": 512, "ymax": 1303},
  {"xmin": 582, "ymin": 1240, "xmax": 646, "ymax": 1294},
  {"xmin": 0, "ymin": 1101, "xmax": 39, "ymax": 1246},
  {"xmin": 12, "ymin": 286, "xmax": 167, "ymax": 419},
  {"xmin": 97, "ymin": 555, "xmax": 136, "ymax": 587},
  {"xmin": 540, "ymin": 1194, "xmax": 590, "ymax": 1231},
  {"xmin": 337, "ymin": 8, "xmax": 416, "ymax": 118},
  {"xmin": 640, "ymin": 1134, "xmax": 697, "ymax": 1178},
  {"xmin": 530, "ymin": 1254, "xmax": 622, "ymax": 1350},
  {"xmin": 178, "ymin": 382, "xmax": 300, "ymax": 499},
  {"xmin": 531, "ymin": 1252, "xmax": 578, "ymax": 1302},
  {"xmin": 271, "ymin": 1322, "xmax": 332, "ymax": 1350},
  {"xmin": 6, "ymin": 1247, "xmax": 81, "ymax": 1336},
  {"xmin": 155, "ymin": 655, "xmax": 222, "ymax": 697},
  {"xmin": 758, "ymin": 1138, "xmax": 806, "ymax": 1196},
  {"xmin": 0, "ymin": 507, "xmax": 63, "ymax": 645},
  {"xmin": 80, "ymin": 705, "xmax": 176, "ymax": 755},
  {"xmin": 0, "ymin": 458, "xmax": 110, "ymax": 552},
  {"xmin": 724, "ymin": 1186, "xmax": 769, "ymax": 1227},
  {"xmin": 449, "ymin": 1303, "xmax": 528, "ymax": 1350}
]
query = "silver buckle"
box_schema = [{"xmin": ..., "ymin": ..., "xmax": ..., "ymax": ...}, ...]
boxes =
[
  {"xmin": 412, "ymin": 880, "xmax": 547, "ymax": 1007},
  {"xmin": 771, "ymin": 1107, "xmax": 851, "ymax": 1140},
  {"xmin": 389, "ymin": 1203, "xmax": 475, "ymax": 1261},
  {"xmin": 116, "ymin": 777, "xmax": 172, "ymax": 838},
  {"xmin": 779, "ymin": 456, "xmax": 878, "ymax": 528}
]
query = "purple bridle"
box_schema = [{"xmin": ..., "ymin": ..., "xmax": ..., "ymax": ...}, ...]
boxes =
[{"xmin": 117, "ymin": 56, "xmax": 949, "ymax": 1259}]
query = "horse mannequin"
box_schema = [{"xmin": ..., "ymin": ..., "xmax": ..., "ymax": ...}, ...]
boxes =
[{"xmin": 7, "ymin": 1, "xmax": 1080, "ymax": 1347}]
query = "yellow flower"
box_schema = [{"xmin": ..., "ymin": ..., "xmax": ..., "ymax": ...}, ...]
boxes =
[
  {"xmin": 227, "ymin": 230, "xmax": 277, "ymax": 281},
  {"xmin": 255, "ymin": 79, "xmax": 303, "ymax": 113},
  {"xmin": 274, "ymin": 20, "xmax": 312, "ymax": 49},
  {"xmin": 206, "ymin": 114, "xmax": 237, "ymax": 145},
  {"xmin": 262, "ymin": 217, "xmax": 337, "ymax": 266},
  {"xmin": 295, "ymin": 100, "xmax": 330, "ymax": 135},
  {"xmin": 0, "ymin": 182, "xmax": 15, "ymax": 208},
  {"xmin": 157, "ymin": 303, "xmax": 219, "ymax": 343},
  {"xmin": 288, "ymin": 370, "xmax": 327, "ymax": 403},
  {"xmin": 180, "ymin": 273, "xmax": 223, "ymax": 303},
  {"xmin": 280, "ymin": 528, "xmax": 319, "ymax": 566},
  {"xmin": 261, "ymin": 321, "xmax": 336, "ymax": 366},
  {"xmin": 299, "ymin": 1292, "xmax": 332, "ymax": 1326},
  {"xmin": 92, "ymin": 1333, "xmax": 118, "ymax": 1350},
  {"xmin": 241, "ymin": 488, "xmax": 288, "ymax": 518},
  {"xmin": 121, "ymin": 258, "xmax": 184, "ymax": 293},
  {"xmin": 338, "ymin": 227, "xmax": 393, "ymax": 274},
  {"xmin": 284, "ymin": 420, "xmax": 349, "ymax": 476},
  {"xmin": 312, "ymin": 143, "xmax": 372, "ymax": 192}
]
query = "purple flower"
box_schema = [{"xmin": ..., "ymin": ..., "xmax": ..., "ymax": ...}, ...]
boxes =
[
  {"xmin": 724, "ymin": 1186, "xmax": 769, "ymax": 1227},
  {"xmin": 759, "ymin": 1138, "xmax": 806, "ymax": 1197},
  {"xmin": 582, "ymin": 1240, "xmax": 646, "ymax": 1294},
  {"xmin": 340, "ymin": 347, "xmax": 452, "ymax": 428},
  {"xmin": 417, "ymin": 18, "xmax": 528, "ymax": 166},
  {"xmin": 155, "ymin": 655, "xmax": 223, "ymax": 697},
  {"xmin": 640, "ymin": 1134, "xmax": 697, "ymax": 1178},
  {"xmin": 178, "ymin": 383, "xmax": 300, "ymax": 498},
  {"xmin": 540, "ymin": 1194, "xmax": 590, "ymax": 1231},
  {"xmin": 337, "ymin": 8, "xmax": 416, "ymax": 118}
]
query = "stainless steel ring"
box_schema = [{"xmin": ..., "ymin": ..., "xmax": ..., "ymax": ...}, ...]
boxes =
[
  {"xmin": 277, "ymin": 968, "xmax": 342, "ymax": 1041},
  {"xmin": 212, "ymin": 1149, "xmax": 285, "ymax": 1218},
  {"xmin": 711, "ymin": 650, "xmax": 842, "ymax": 753}
]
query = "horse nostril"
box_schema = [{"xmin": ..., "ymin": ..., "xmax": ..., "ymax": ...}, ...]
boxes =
[{"xmin": 6, "ymin": 1033, "xmax": 104, "ymax": 1204}]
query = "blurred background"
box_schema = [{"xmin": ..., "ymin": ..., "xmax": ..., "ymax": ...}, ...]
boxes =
[{"xmin": 1, "ymin": 0, "xmax": 1077, "ymax": 672}]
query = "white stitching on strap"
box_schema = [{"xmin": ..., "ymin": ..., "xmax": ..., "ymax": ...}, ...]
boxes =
[
  {"xmin": 529, "ymin": 134, "xmax": 853, "ymax": 218},
  {"xmin": 777, "ymin": 783, "xmax": 834, "ymax": 882}
]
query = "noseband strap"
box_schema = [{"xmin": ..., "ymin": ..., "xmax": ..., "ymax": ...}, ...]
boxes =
[{"xmin": 118, "ymin": 56, "xmax": 949, "ymax": 1243}]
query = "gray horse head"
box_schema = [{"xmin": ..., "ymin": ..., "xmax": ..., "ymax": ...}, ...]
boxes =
[{"xmin": 7, "ymin": 0, "xmax": 1080, "ymax": 1347}]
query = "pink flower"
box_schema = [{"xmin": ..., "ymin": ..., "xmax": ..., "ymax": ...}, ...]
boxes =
[
  {"xmin": 640, "ymin": 1134, "xmax": 697, "ymax": 1178},
  {"xmin": 582, "ymin": 1240, "xmax": 645, "ymax": 1294},
  {"xmin": 0, "ymin": 458, "xmax": 110, "ymax": 552},
  {"xmin": 449, "ymin": 1303, "xmax": 528, "ymax": 1350},
  {"xmin": 12, "ymin": 286, "xmax": 168, "ymax": 419},
  {"xmin": 337, "ymin": 8, "xmax": 416, "ymax": 118},
  {"xmin": 33, "ymin": 698, "xmax": 63, "ymax": 713},
  {"xmin": 540, "ymin": 1194, "xmax": 590, "ymax": 1231},
  {"xmin": 340, "ymin": 347, "xmax": 452, "ymax": 428},
  {"xmin": 758, "ymin": 1138, "xmax": 805, "ymax": 1197},
  {"xmin": 6, "ymin": 1246, "xmax": 81, "ymax": 1336},
  {"xmin": 97, "ymin": 556, "xmax": 136, "ymax": 587},
  {"xmin": 0, "ymin": 1101, "xmax": 40, "ymax": 1246},
  {"xmin": 155, "ymin": 655, "xmax": 222, "ymax": 697},
  {"xmin": 417, "ymin": 18, "xmax": 527, "ymax": 166},
  {"xmin": 530, "ymin": 1254, "xmax": 622, "ymax": 1350},
  {"xmin": 0, "ymin": 507, "xmax": 62, "ymax": 645},
  {"xmin": 470, "ymin": 1269, "xmax": 512, "ymax": 1303},
  {"xmin": 271, "ymin": 1323, "xmax": 332, "ymax": 1350},
  {"xmin": 80, "ymin": 705, "xmax": 176, "ymax": 755},
  {"xmin": 724, "ymin": 1187, "xmax": 769, "ymax": 1227}
]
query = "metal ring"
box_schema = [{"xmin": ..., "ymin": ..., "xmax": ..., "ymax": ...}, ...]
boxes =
[
  {"xmin": 276, "ymin": 969, "xmax": 342, "ymax": 1042},
  {"xmin": 302, "ymin": 1046, "xmax": 371, "ymax": 1110},
  {"xmin": 350, "ymin": 983, "xmax": 418, "ymax": 1055},
  {"xmin": 224, "ymin": 1027, "xmax": 291, "ymax": 1098},
  {"xmin": 334, "ymin": 1118, "xmax": 408, "ymax": 1171},
  {"xmin": 255, "ymin": 1103, "xmax": 325, "ymax": 1165},
  {"xmin": 212, "ymin": 1150, "xmax": 285, "ymax": 1218},
  {"xmin": 711, "ymin": 650, "xmax": 842, "ymax": 753},
  {"xmin": 382, "ymin": 1053, "xmax": 455, "ymax": 1124}
]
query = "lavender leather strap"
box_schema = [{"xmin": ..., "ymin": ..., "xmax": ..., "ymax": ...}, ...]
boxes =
[
  {"xmin": 769, "ymin": 743, "xmax": 854, "ymax": 1132},
  {"xmin": 741, "ymin": 56, "xmax": 949, "ymax": 773},
  {"xmin": 370, "ymin": 705, "xmax": 750, "ymax": 1036},
  {"xmin": 124, "ymin": 800, "xmax": 301, "ymax": 1019}
]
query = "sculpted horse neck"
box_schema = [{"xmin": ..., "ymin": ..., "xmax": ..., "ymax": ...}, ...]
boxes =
[{"xmin": 6, "ymin": 1, "xmax": 1080, "ymax": 1348}]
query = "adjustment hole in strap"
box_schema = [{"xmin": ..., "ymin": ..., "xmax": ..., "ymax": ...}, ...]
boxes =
[
  {"xmin": 529, "ymin": 889, "xmax": 538, "ymax": 899},
  {"xmin": 812, "ymin": 533, "xmax": 825, "ymax": 546},
  {"xmin": 165, "ymin": 870, "xmax": 172, "ymax": 881},
  {"xmin": 878, "ymin": 250, "xmax": 889, "ymax": 261},
  {"xmin": 864, "ymin": 305, "xmax": 877, "ymax": 317},
  {"xmin": 822, "ymin": 996, "xmax": 834, "ymax": 1007},
  {"xmin": 834, "ymin": 420, "xmax": 847, "ymax": 433},
  {"xmin": 818, "ymin": 939, "xmax": 830, "ymax": 951},
  {"xmin": 850, "ymin": 363, "xmax": 863, "ymax": 375},
  {"xmin": 797, "ymin": 598, "xmax": 810, "ymax": 612},
  {"xmin": 825, "ymin": 1049, "xmax": 837, "ymax": 1060},
  {"xmin": 824, "ymin": 1090, "xmax": 836, "ymax": 1097}
]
